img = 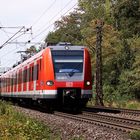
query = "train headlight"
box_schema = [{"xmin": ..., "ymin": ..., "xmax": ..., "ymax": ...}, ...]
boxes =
[
  {"xmin": 46, "ymin": 80, "xmax": 54, "ymax": 86},
  {"xmin": 86, "ymin": 81, "xmax": 91, "ymax": 86},
  {"xmin": 65, "ymin": 46, "xmax": 69, "ymax": 50}
]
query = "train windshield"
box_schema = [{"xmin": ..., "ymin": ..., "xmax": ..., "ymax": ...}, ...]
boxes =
[{"xmin": 51, "ymin": 50, "xmax": 84, "ymax": 81}]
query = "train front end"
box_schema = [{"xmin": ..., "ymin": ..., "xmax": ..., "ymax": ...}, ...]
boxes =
[{"xmin": 44, "ymin": 44, "xmax": 92, "ymax": 109}]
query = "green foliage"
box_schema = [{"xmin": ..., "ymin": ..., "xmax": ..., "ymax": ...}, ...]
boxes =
[
  {"xmin": 130, "ymin": 131, "xmax": 140, "ymax": 140},
  {"xmin": 0, "ymin": 101, "xmax": 60, "ymax": 140},
  {"xmin": 113, "ymin": 0, "xmax": 140, "ymax": 37},
  {"xmin": 46, "ymin": 11, "xmax": 83, "ymax": 45},
  {"xmin": 126, "ymin": 101, "xmax": 140, "ymax": 110}
]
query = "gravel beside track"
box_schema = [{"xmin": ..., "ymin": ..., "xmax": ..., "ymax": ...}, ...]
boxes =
[
  {"xmin": 97, "ymin": 112, "xmax": 140, "ymax": 120},
  {"xmin": 85, "ymin": 106, "xmax": 140, "ymax": 119},
  {"xmin": 84, "ymin": 106, "xmax": 140, "ymax": 121},
  {"xmin": 14, "ymin": 106, "xmax": 132, "ymax": 140}
]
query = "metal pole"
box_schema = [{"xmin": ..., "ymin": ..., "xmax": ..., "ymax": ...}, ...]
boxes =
[{"xmin": 0, "ymin": 26, "xmax": 25, "ymax": 49}]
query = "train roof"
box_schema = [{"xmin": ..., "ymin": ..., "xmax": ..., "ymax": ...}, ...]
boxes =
[
  {"xmin": 48, "ymin": 45, "xmax": 85, "ymax": 50},
  {"xmin": 0, "ymin": 49, "xmax": 44, "ymax": 77},
  {"xmin": 0, "ymin": 45, "xmax": 86, "ymax": 77}
]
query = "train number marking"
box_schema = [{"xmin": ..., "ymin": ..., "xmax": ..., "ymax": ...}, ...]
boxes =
[{"xmin": 66, "ymin": 82, "xmax": 73, "ymax": 87}]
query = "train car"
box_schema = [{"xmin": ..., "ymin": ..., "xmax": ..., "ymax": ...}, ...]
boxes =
[{"xmin": 0, "ymin": 43, "xmax": 92, "ymax": 110}]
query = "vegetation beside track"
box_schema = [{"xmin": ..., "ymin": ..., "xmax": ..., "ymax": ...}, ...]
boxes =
[
  {"xmin": 88, "ymin": 97, "xmax": 140, "ymax": 110},
  {"xmin": 0, "ymin": 101, "xmax": 61, "ymax": 140},
  {"xmin": 130, "ymin": 130, "xmax": 140, "ymax": 140}
]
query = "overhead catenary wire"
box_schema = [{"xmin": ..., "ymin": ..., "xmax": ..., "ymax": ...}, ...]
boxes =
[
  {"xmin": 0, "ymin": 0, "xmax": 78, "ymax": 68},
  {"xmin": 31, "ymin": 0, "xmax": 56, "ymax": 27},
  {"xmin": 32, "ymin": 2, "xmax": 77, "ymax": 41},
  {"xmin": 0, "ymin": 45, "xmax": 22, "ymax": 59},
  {"xmin": 33, "ymin": 0, "xmax": 74, "ymax": 34},
  {"xmin": 0, "ymin": 21, "xmax": 9, "ymax": 38},
  {"xmin": 0, "ymin": 26, "xmax": 25, "ymax": 49},
  {"xmin": 0, "ymin": 0, "xmax": 77, "ymax": 49},
  {"xmin": 0, "ymin": 27, "xmax": 32, "ymax": 49}
]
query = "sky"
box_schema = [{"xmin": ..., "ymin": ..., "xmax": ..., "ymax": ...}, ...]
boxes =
[{"xmin": 0, "ymin": 0, "xmax": 78, "ymax": 68}]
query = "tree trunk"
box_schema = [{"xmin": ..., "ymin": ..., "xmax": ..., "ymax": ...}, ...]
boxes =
[{"xmin": 95, "ymin": 20, "xmax": 104, "ymax": 106}]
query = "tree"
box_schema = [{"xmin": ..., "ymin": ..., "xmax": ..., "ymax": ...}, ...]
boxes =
[
  {"xmin": 113, "ymin": 0, "xmax": 140, "ymax": 37},
  {"xmin": 45, "ymin": 11, "xmax": 83, "ymax": 45}
]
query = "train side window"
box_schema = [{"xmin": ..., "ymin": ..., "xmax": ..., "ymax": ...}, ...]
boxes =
[
  {"xmin": 11, "ymin": 75, "xmax": 14, "ymax": 86},
  {"xmin": 23, "ymin": 69, "xmax": 27, "ymax": 82},
  {"xmin": 18, "ymin": 71, "xmax": 21, "ymax": 84},
  {"xmin": 33, "ymin": 64, "xmax": 38, "ymax": 81},
  {"xmin": 13, "ymin": 74, "xmax": 15, "ymax": 85},
  {"xmin": 29, "ymin": 67, "xmax": 32, "ymax": 81},
  {"xmin": 16, "ymin": 73, "xmax": 17, "ymax": 85},
  {"xmin": 32, "ymin": 66, "xmax": 34, "ymax": 81},
  {"xmin": 18, "ymin": 72, "xmax": 20, "ymax": 84},
  {"xmin": 37, "ymin": 64, "xmax": 39, "ymax": 80},
  {"xmin": 23, "ymin": 70, "xmax": 25, "ymax": 82},
  {"xmin": 3, "ymin": 78, "xmax": 5, "ymax": 87},
  {"xmin": 40, "ymin": 59, "xmax": 42, "ymax": 70},
  {"xmin": 29, "ymin": 67, "xmax": 31, "ymax": 81},
  {"xmin": 19, "ymin": 71, "xmax": 21, "ymax": 84},
  {"xmin": 13, "ymin": 73, "xmax": 15, "ymax": 85},
  {"xmin": 25, "ymin": 69, "xmax": 27, "ymax": 82},
  {"xmin": 15, "ymin": 74, "xmax": 16, "ymax": 85},
  {"xmin": 27, "ymin": 68, "xmax": 29, "ymax": 82}
]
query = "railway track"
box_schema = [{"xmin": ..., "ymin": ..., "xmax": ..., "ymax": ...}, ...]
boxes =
[
  {"xmin": 14, "ymin": 103, "xmax": 140, "ymax": 133},
  {"xmin": 84, "ymin": 106, "xmax": 140, "ymax": 116},
  {"xmin": 54, "ymin": 111, "xmax": 140, "ymax": 133}
]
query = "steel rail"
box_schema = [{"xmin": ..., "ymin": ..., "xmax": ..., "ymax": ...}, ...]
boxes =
[
  {"xmin": 84, "ymin": 106, "xmax": 140, "ymax": 116},
  {"xmin": 54, "ymin": 111, "xmax": 140, "ymax": 133}
]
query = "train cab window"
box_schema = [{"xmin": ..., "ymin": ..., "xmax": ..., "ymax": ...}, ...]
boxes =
[{"xmin": 52, "ymin": 50, "xmax": 84, "ymax": 81}]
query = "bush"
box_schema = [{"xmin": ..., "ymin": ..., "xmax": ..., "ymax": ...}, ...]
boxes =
[
  {"xmin": 130, "ymin": 131, "xmax": 140, "ymax": 140},
  {"xmin": 0, "ymin": 100, "xmax": 60, "ymax": 140}
]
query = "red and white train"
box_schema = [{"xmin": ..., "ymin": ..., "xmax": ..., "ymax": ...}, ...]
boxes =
[{"xmin": 0, "ymin": 43, "xmax": 92, "ymax": 110}]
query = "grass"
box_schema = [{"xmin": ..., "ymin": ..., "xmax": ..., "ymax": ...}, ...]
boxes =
[
  {"xmin": 0, "ymin": 100, "xmax": 84, "ymax": 140},
  {"xmin": 130, "ymin": 131, "xmax": 140, "ymax": 140},
  {"xmin": 88, "ymin": 96, "xmax": 140, "ymax": 110},
  {"xmin": 125, "ymin": 101, "xmax": 140, "ymax": 110},
  {"xmin": 0, "ymin": 100, "xmax": 60, "ymax": 140}
]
